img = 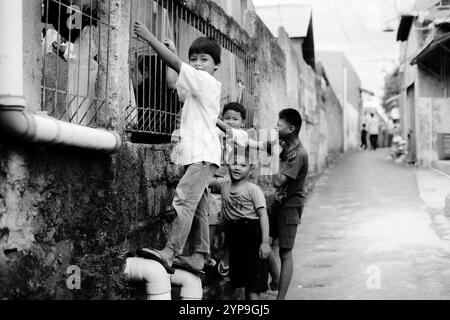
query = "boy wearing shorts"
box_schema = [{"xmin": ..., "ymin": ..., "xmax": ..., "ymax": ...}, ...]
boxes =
[
  {"xmin": 271, "ymin": 108, "xmax": 309, "ymax": 300},
  {"xmin": 209, "ymin": 152, "xmax": 271, "ymax": 300}
]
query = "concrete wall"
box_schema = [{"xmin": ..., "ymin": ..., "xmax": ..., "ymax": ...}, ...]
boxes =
[
  {"xmin": 209, "ymin": 0, "xmax": 254, "ymax": 28},
  {"xmin": 0, "ymin": 0, "xmax": 343, "ymax": 299},
  {"xmin": 316, "ymin": 51, "xmax": 361, "ymax": 110},
  {"xmin": 415, "ymin": 98, "xmax": 450, "ymax": 166},
  {"xmin": 316, "ymin": 50, "xmax": 362, "ymax": 151},
  {"xmin": 316, "ymin": 65, "xmax": 344, "ymax": 166}
]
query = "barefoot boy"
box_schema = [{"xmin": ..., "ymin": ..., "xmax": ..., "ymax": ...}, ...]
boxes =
[{"xmin": 271, "ymin": 108, "xmax": 309, "ymax": 299}]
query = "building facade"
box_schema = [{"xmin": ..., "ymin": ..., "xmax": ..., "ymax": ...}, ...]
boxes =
[{"xmin": 397, "ymin": 0, "xmax": 450, "ymax": 170}]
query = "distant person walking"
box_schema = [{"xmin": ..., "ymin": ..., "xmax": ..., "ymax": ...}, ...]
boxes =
[
  {"xmin": 360, "ymin": 124, "xmax": 368, "ymax": 151},
  {"xmin": 387, "ymin": 120, "xmax": 395, "ymax": 147},
  {"xmin": 367, "ymin": 113, "xmax": 380, "ymax": 151}
]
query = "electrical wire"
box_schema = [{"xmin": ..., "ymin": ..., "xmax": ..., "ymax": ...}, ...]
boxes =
[
  {"xmin": 322, "ymin": 0, "xmax": 360, "ymax": 57},
  {"xmin": 344, "ymin": 0, "xmax": 390, "ymax": 61}
]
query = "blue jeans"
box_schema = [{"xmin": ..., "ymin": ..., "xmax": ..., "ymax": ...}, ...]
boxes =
[{"xmin": 166, "ymin": 162, "xmax": 218, "ymax": 256}]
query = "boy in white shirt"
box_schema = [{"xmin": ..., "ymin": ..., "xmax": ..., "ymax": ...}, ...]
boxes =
[{"xmin": 133, "ymin": 21, "xmax": 222, "ymax": 273}]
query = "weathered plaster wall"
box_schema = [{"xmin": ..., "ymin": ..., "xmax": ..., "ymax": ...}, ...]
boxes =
[
  {"xmin": 316, "ymin": 50, "xmax": 361, "ymax": 151},
  {"xmin": 1, "ymin": 0, "xmax": 183, "ymax": 300},
  {"xmin": 415, "ymin": 98, "xmax": 450, "ymax": 166}
]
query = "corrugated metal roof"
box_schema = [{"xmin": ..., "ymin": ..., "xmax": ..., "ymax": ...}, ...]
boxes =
[
  {"xmin": 411, "ymin": 31, "xmax": 450, "ymax": 65},
  {"xmin": 254, "ymin": 4, "xmax": 312, "ymax": 38}
]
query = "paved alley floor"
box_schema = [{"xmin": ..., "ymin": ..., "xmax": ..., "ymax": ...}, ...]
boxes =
[{"xmin": 286, "ymin": 149, "xmax": 450, "ymax": 300}]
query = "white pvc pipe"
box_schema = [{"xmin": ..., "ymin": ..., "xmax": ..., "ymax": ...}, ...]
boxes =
[
  {"xmin": 0, "ymin": 0, "xmax": 25, "ymax": 107},
  {"xmin": 171, "ymin": 269, "xmax": 203, "ymax": 300},
  {"xmin": 124, "ymin": 257, "xmax": 172, "ymax": 300},
  {"xmin": 28, "ymin": 113, "xmax": 121, "ymax": 152}
]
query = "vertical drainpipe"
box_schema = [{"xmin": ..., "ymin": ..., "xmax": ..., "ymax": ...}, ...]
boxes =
[{"xmin": 0, "ymin": 0, "xmax": 26, "ymax": 109}]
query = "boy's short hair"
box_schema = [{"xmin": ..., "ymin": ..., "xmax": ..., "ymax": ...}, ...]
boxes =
[
  {"xmin": 279, "ymin": 108, "xmax": 302, "ymax": 133},
  {"xmin": 189, "ymin": 37, "xmax": 221, "ymax": 65},
  {"xmin": 223, "ymin": 102, "xmax": 247, "ymax": 120}
]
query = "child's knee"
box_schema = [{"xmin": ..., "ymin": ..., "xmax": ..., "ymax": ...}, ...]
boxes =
[{"xmin": 279, "ymin": 248, "xmax": 292, "ymax": 261}]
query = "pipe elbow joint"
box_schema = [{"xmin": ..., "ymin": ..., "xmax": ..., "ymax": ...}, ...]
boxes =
[
  {"xmin": 171, "ymin": 269, "xmax": 203, "ymax": 300},
  {"xmin": 124, "ymin": 257, "xmax": 172, "ymax": 299},
  {"xmin": 0, "ymin": 107, "xmax": 34, "ymax": 141}
]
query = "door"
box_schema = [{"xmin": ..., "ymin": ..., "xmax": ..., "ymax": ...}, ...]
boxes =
[{"xmin": 406, "ymin": 84, "xmax": 417, "ymax": 161}]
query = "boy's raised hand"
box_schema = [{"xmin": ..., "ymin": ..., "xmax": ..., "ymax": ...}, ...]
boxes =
[
  {"xmin": 259, "ymin": 242, "xmax": 271, "ymax": 260},
  {"xmin": 134, "ymin": 21, "xmax": 152, "ymax": 42},
  {"xmin": 164, "ymin": 39, "xmax": 177, "ymax": 54}
]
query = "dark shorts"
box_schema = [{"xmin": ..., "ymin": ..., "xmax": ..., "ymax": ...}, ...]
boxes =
[
  {"xmin": 225, "ymin": 219, "xmax": 268, "ymax": 293},
  {"xmin": 269, "ymin": 206, "xmax": 303, "ymax": 250}
]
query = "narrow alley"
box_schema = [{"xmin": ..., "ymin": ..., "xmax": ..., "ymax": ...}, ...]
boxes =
[{"xmin": 287, "ymin": 149, "xmax": 450, "ymax": 300}]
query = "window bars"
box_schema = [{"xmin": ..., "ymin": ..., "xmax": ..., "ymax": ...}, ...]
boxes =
[
  {"xmin": 127, "ymin": 0, "xmax": 256, "ymax": 143},
  {"xmin": 41, "ymin": 0, "xmax": 111, "ymax": 127}
]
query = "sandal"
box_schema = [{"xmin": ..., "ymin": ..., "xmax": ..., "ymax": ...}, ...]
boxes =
[
  {"xmin": 172, "ymin": 262, "xmax": 205, "ymax": 276},
  {"xmin": 135, "ymin": 248, "xmax": 175, "ymax": 274},
  {"xmin": 217, "ymin": 260, "xmax": 229, "ymax": 277}
]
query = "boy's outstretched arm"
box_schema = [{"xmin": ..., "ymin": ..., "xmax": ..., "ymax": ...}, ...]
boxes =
[
  {"xmin": 164, "ymin": 39, "xmax": 179, "ymax": 89},
  {"xmin": 134, "ymin": 21, "xmax": 182, "ymax": 73},
  {"xmin": 216, "ymin": 119, "xmax": 229, "ymax": 133},
  {"xmin": 256, "ymin": 207, "xmax": 271, "ymax": 259},
  {"xmin": 216, "ymin": 120, "xmax": 278, "ymax": 150}
]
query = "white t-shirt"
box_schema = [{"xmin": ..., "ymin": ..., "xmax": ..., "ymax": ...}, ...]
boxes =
[
  {"xmin": 176, "ymin": 63, "xmax": 222, "ymax": 166},
  {"xmin": 216, "ymin": 128, "xmax": 250, "ymax": 165},
  {"xmin": 367, "ymin": 117, "xmax": 380, "ymax": 135}
]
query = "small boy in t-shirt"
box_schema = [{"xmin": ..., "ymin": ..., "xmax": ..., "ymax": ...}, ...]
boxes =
[
  {"xmin": 209, "ymin": 152, "xmax": 271, "ymax": 300},
  {"xmin": 133, "ymin": 22, "xmax": 222, "ymax": 273},
  {"xmin": 208, "ymin": 103, "xmax": 249, "ymax": 273},
  {"xmin": 213, "ymin": 103, "xmax": 278, "ymax": 275}
]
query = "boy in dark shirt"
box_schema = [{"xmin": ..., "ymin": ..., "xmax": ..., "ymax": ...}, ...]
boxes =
[
  {"xmin": 360, "ymin": 124, "xmax": 368, "ymax": 151},
  {"xmin": 270, "ymin": 108, "xmax": 309, "ymax": 300}
]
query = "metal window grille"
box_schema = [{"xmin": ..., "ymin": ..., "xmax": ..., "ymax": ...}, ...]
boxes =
[
  {"xmin": 126, "ymin": 0, "xmax": 256, "ymax": 144},
  {"xmin": 41, "ymin": 0, "xmax": 111, "ymax": 127}
]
